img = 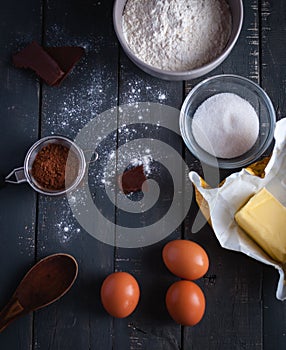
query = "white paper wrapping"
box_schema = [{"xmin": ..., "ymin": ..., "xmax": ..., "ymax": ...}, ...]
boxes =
[{"xmin": 189, "ymin": 118, "xmax": 286, "ymax": 300}]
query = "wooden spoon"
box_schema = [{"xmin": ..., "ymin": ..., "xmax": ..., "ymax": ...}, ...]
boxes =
[{"xmin": 0, "ymin": 253, "xmax": 78, "ymax": 332}]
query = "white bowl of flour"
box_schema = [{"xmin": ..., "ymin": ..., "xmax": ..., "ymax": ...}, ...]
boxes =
[
  {"xmin": 113, "ymin": 0, "xmax": 243, "ymax": 80},
  {"xmin": 180, "ymin": 75, "xmax": 276, "ymax": 169}
]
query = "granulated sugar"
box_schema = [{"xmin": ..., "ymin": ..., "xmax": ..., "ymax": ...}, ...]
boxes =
[
  {"xmin": 122, "ymin": 0, "xmax": 231, "ymax": 71},
  {"xmin": 192, "ymin": 93, "xmax": 259, "ymax": 159}
]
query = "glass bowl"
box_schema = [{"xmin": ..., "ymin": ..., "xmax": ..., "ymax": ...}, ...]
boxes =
[
  {"xmin": 25, "ymin": 136, "xmax": 86, "ymax": 196},
  {"xmin": 180, "ymin": 74, "xmax": 276, "ymax": 169}
]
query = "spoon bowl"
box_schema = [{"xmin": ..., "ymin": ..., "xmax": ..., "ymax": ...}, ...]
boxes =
[{"xmin": 0, "ymin": 253, "xmax": 78, "ymax": 332}]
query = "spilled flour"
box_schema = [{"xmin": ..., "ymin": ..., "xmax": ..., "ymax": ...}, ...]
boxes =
[{"xmin": 34, "ymin": 25, "xmax": 172, "ymax": 244}]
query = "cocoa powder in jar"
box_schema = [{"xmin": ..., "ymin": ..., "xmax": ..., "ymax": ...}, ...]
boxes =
[{"xmin": 31, "ymin": 143, "xmax": 79, "ymax": 191}]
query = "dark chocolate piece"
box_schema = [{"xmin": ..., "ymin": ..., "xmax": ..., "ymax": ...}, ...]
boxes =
[
  {"xmin": 12, "ymin": 41, "xmax": 64, "ymax": 86},
  {"xmin": 120, "ymin": 165, "xmax": 147, "ymax": 194},
  {"xmin": 45, "ymin": 47, "xmax": 85, "ymax": 85}
]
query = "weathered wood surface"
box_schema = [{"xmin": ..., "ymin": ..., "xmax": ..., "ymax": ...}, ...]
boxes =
[
  {"xmin": 0, "ymin": 0, "xmax": 40, "ymax": 349},
  {"xmin": 34, "ymin": 1, "xmax": 118, "ymax": 349},
  {"xmin": 0, "ymin": 0, "xmax": 285, "ymax": 349},
  {"xmin": 260, "ymin": 1, "xmax": 286, "ymax": 350},
  {"xmin": 184, "ymin": 1, "xmax": 263, "ymax": 349}
]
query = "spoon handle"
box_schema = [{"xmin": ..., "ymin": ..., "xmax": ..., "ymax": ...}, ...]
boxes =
[{"xmin": 0, "ymin": 296, "xmax": 25, "ymax": 332}]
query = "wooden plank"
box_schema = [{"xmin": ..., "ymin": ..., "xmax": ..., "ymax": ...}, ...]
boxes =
[
  {"xmin": 0, "ymin": 0, "xmax": 40, "ymax": 348},
  {"xmin": 184, "ymin": 1, "xmax": 263, "ymax": 349},
  {"xmin": 260, "ymin": 1, "xmax": 286, "ymax": 349},
  {"xmin": 33, "ymin": 0, "xmax": 118, "ymax": 349},
  {"xmin": 261, "ymin": 0, "xmax": 286, "ymax": 122},
  {"xmin": 113, "ymin": 50, "xmax": 184, "ymax": 349}
]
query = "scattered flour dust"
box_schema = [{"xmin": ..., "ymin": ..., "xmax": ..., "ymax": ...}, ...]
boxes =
[
  {"xmin": 122, "ymin": 0, "xmax": 232, "ymax": 71},
  {"xmin": 51, "ymin": 196, "xmax": 83, "ymax": 244},
  {"xmin": 56, "ymin": 220, "xmax": 81, "ymax": 244},
  {"xmin": 130, "ymin": 155, "xmax": 152, "ymax": 175},
  {"xmin": 37, "ymin": 24, "xmax": 172, "ymax": 243},
  {"xmin": 100, "ymin": 150, "xmax": 153, "ymax": 188}
]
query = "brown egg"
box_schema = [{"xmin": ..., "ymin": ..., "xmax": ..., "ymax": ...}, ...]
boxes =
[
  {"xmin": 100, "ymin": 272, "xmax": 140, "ymax": 318},
  {"xmin": 162, "ymin": 239, "xmax": 209, "ymax": 280},
  {"xmin": 166, "ymin": 280, "xmax": 205, "ymax": 326}
]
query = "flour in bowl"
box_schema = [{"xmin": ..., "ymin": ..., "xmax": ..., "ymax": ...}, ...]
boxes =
[{"xmin": 122, "ymin": 0, "xmax": 232, "ymax": 71}]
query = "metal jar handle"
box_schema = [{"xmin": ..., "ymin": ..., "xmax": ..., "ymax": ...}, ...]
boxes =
[
  {"xmin": 5, "ymin": 167, "xmax": 27, "ymax": 184},
  {"xmin": 2, "ymin": 136, "xmax": 96, "ymax": 195}
]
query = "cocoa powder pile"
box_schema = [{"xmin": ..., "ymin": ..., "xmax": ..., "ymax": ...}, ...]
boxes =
[
  {"xmin": 31, "ymin": 143, "xmax": 79, "ymax": 191},
  {"xmin": 119, "ymin": 164, "xmax": 147, "ymax": 194}
]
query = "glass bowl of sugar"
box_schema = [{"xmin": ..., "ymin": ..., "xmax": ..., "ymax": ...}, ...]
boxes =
[{"xmin": 180, "ymin": 74, "xmax": 276, "ymax": 169}]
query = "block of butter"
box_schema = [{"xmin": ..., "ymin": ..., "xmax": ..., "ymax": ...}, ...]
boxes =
[{"xmin": 235, "ymin": 188, "xmax": 286, "ymax": 263}]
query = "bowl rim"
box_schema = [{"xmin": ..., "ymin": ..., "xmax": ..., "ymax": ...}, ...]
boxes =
[
  {"xmin": 24, "ymin": 135, "xmax": 86, "ymax": 196},
  {"xmin": 113, "ymin": 0, "xmax": 244, "ymax": 80},
  {"xmin": 179, "ymin": 74, "xmax": 276, "ymax": 169}
]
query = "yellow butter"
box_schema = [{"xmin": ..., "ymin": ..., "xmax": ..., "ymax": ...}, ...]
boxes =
[{"xmin": 235, "ymin": 188, "xmax": 286, "ymax": 263}]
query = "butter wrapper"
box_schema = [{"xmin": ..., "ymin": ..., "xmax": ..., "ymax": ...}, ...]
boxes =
[{"xmin": 189, "ymin": 118, "xmax": 286, "ymax": 300}]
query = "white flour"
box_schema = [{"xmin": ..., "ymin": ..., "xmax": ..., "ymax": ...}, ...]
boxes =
[{"xmin": 122, "ymin": 0, "xmax": 232, "ymax": 71}]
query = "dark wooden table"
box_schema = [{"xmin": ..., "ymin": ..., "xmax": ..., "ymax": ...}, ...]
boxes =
[{"xmin": 1, "ymin": 1, "xmax": 286, "ymax": 349}]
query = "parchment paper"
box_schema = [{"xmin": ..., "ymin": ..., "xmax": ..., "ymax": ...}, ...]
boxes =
[{"xmin": 189, "ymin": 118, "xmax": 286, "ymax": 300}]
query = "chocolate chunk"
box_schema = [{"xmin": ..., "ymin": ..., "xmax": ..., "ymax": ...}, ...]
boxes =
[
  {"xmin": 12, "ymin": 41, "xmax": 64, "ymax": 86},
  {"xmin": 120, "ymin": 165, "xmax": 147, "ymax": 194},
  {"xmin": 12, "ymin": 42, "xmax": 85, "ymax": 86},
  {"xmin": 45, "ymin": 47, "xmax": 85, "ymax": 85}
]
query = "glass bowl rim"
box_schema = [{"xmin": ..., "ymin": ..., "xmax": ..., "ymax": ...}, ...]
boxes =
[{"xmin": 179, "ymin": 74, "xmax": 276, "ymax": 169}]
